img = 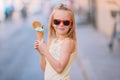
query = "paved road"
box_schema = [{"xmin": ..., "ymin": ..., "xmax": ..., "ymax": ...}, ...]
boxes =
[{"xmin": 76, "ymin": 25, "xmax": 120, "ymax": 80}]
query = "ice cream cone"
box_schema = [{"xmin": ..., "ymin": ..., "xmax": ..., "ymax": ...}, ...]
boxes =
[
  {"xmin": 32, "ymin": 21, "xmax": 44, "ymax": 40},
  {"xmin": 37, "ymin": 31, "xmax": 44, "ymax": 40}
]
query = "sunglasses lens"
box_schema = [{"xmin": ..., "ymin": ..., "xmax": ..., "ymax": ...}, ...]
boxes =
[
  {"xmin": 53, "ymin": 19, "xmax": 72, "ymax": 26},
  {"xmin": 63, "ymin": 20, "xmax": 70, "ymax": 26},
  {"xmin": 54, "ymin": 20, "xmax": 60, "ymax": 25}
]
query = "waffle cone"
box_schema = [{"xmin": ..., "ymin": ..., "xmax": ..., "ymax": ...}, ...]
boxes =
[{"xmin": 37, "ymin": 31, "xmax": 44, "ymax": 40}]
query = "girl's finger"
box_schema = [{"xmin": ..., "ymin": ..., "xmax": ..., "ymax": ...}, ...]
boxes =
[
  {"xmin": 34, "ymin": 44, "xmax": 39, "ymax": 48},
  {"xmin": 34, "ymin": 41, "xmax": 39, "ymax": 44},
  {"xmin": 35, "ymin": 40, "xmax": 41, "ymax": 43},
  {"xmin": 34, "ymin": 44, "xmax": 39, "ymax": 47},
  {"xmin": 40, "ymin": 39, "xmax": 44, "ymax": 43},
  {"xmin": 40, "ymin": 39, "xmax": 46, "ymax": 44},
  {"xmin": 35, "ymin": 40, "xmax": 39, "ymax": 43},
  {"xmin": 35, "ymin": 40, "xmax": 41, "ymax": 44},
  {"xmin": 34, "ymin": 43, "xmax": 38, "ymax": 46}
]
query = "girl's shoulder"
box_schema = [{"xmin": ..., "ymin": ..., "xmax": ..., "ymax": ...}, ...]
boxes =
[
  {"xmin": 62, "ymin": 38, "xmax": 75, "ymax": 52},
  {"xmin": 63, "ymin": 38, "xmax": 74, "ymax": 45}
]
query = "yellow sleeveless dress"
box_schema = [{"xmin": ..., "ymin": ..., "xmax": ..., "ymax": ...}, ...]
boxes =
[{"xmin": 44, "ymin": 38, "xmax": 75, "ymax": 80}]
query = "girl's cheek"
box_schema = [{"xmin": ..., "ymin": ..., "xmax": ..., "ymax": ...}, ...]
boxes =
[
  {"xmin": 52, "ymin": 23, "xmax": 56, "ymax": 27},
  {"xmin": 52, "ymin": 24, "xmax": 57, "ymax": 28}
]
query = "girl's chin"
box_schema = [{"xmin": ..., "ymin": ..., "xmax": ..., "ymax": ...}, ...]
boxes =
[{"xmin": 57, "ymin": 32, "xmax": 67, "ymax": 35}]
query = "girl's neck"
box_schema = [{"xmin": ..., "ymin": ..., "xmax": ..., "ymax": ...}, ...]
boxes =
[
  {"xmin": 55, "ymin": 35, "xmax": 66, "ymax": 43},
  {"xmin": 56, "ymin": 35, "xmax": 66, "ymax": 40}
]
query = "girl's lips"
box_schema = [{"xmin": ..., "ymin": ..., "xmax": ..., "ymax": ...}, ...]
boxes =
[{"xmin": 57, "ymin": 27, "xmax": 65, "ymax": 31}]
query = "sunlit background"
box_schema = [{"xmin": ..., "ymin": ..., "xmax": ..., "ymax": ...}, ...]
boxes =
[{"xmin": 0, "ymin": 0, "xmax": 120, "ymax": 80}]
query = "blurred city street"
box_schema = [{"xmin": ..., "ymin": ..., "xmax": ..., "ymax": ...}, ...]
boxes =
[
  {"xmin": 0, "ymin": 0, "xmax": 120, "ymax": 80},
  {"xmin": 0, "ymin": 12, "xmax": 120, "ymax": 80}
]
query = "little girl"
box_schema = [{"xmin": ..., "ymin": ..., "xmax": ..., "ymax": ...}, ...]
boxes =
[{"xmin": 34, "ymin": 3, "xmax": 77, "ymax": 80}]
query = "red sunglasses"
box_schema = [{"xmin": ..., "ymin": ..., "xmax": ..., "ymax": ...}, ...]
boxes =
[{"xmin": 53, "ymin": 19, "xmax": 73, "ymax": 26}]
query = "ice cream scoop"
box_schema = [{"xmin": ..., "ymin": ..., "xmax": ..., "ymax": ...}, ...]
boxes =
[{"xmin": 32, "ymin": 21, "xmax": 44, "ymax": 40}]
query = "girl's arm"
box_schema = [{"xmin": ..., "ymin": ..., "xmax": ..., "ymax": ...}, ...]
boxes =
[
  {"xmin": 34, "ymin": 40, "xmax": 46, "ymax": 72},
  {"xmin": 40, "ymin": 54, "xmax": 46, "ymax": 72},
  {"xmin": 44, "ymin": 38, "xmax": 74, "ymax": 73}
]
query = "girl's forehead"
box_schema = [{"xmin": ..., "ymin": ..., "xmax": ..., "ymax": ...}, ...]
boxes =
[{"xmin": 53, "ymin": 10, "xmax": 72, "ymax": 20}]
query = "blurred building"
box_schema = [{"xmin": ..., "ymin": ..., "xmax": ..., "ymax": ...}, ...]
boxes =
[
  {"xmin": 1, "ymin": 0, "xmax": 120, "ymax": 39},
  {"xmin": 74, "ymin": 0, "xmax": 120, "ymax": 38},
  {"xmin": 96, "ymin": 0, "xmax": 120, "ymax": 37},
  {"xmin": 0, "ymin": 0, "xmax": 5, "ymax": 22}
]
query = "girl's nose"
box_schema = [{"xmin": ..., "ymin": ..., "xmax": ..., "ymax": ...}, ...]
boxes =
[{"xmin": 59, "ymin": 22, "xmax": 64, "ymax": 26}]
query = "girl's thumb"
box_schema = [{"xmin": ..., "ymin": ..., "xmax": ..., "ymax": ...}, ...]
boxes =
[{"xmin": 41, "ymin": 39, "xmax": 44, "ymax": 43}]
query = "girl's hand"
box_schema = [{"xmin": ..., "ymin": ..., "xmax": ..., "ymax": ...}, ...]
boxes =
[
  {"xmin": 38, "ymin": 39, "xmax": 49, "ymax": 56},
  {"xmin": 34, "ymin": 40, "xmax": 40, "ymax": 52}
]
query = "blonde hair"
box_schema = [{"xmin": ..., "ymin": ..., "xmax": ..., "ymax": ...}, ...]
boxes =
[{"xmin": 48, "ymin": 3, "xmax": 77, "ymax": 52}]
